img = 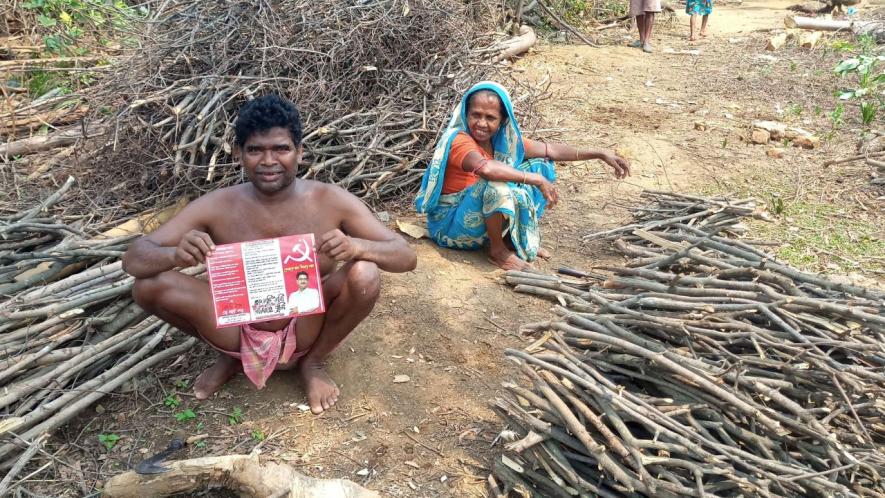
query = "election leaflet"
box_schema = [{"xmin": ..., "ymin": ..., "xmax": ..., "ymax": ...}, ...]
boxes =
[{"xmin": 206, "ymin": 234, "xmax": 325, "ymax": 327}]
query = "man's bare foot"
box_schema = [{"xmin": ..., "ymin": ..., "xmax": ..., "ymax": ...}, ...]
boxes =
[
  {"xmin": 300, "ymin": 358, "xmax": 339, "ymax": 414},
  {"xmin": 537, "ymin": 247, "xmax": 552, "ymax": 259},
  {"xmin": 489, "ymin": 247, "xmax": 528, "ymax": 270},
  {"xmin": 194, "ymin": 354, "xmax": 239, "ymax": 400}
]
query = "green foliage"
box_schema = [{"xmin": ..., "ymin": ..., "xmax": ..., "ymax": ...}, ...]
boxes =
[
  {"xmin": 26, "ymin": 70, "xmax": 63, "ymax": 96},
  {"xmin": 195, "ymin": 440, "xmax": 207, "ymax": 449},
  {"xmin": 21, "ymin": 0, "xmax": 141, "ymax": 55},
  {"xmin": 175, "ymin": 409, "xmax": 197, "ymax": 422},
  {"xmin": 834, "ymin": 49, "xmax": 884, "ymax": 128},
  {"xmin": 830, "ymin": 103, "xmax": 844, "ymax": 128},
  {"xmin": 250, "ymin": 429, "xmax": 265, "ymax": 442},
  {"xmin": 227, "ymin": 407, "xmax": 244, "ymax": 426},
  {"xmin": 163, "ymin": 395, "xmax": 181, "ymax": 408},
  {"xmin": 98, "ymin": 433, "xmax": 120, "ymax": 450},
  {"xmin": 536, "ymin": 0, "xmax": 622, "ymax": 32},
  {"xmin": 766, "ymin": 195, "xmax": 785, "ymax": 216},
  {"xmin": 174, "ymin": 379, "xmax": 189, "ymax": 389}
]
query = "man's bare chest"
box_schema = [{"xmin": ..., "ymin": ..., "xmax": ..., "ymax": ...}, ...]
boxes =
[{"xmin": 207, "ymin": 204, "xmax": 338, "ymax": 245}]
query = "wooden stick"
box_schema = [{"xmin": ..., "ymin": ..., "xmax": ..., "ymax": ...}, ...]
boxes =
[{"xmin": 535, "ymin": 0, "xmax": 600, "ymax": 47}]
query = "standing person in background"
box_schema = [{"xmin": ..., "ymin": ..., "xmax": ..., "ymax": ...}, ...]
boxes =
[
  {"xmin": 629, "ymin": 0, "xmax": 662, "ymax": 53},
  {"xmin": 686, "ymin": 0, "xmax": 712, "ymax": 41}
]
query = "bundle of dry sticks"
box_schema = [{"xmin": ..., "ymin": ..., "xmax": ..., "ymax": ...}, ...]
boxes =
[
  {"xmin": 9, "ymin": 0, "xmax": 542, "ymax": 216},
  {"xmin": 490, "ymin": 191, "xmax": 885, "ymax": 497},
  {"xmin": 0, "ymin": 178, "xmax": 196, "ymax": 489}
]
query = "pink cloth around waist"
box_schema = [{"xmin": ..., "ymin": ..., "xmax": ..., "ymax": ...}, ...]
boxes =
[
  {"xmin": 201, "ymin": 319, "xmax": 307, "ymax": 389},
  {"xmin": 630, "ymin": 0, "xmax": 662, "ymax": 16}
]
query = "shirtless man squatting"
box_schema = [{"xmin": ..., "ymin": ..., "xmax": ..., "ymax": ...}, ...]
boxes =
[{"xmin": 122, "ymin": 95, "xmax": 418, "ymax": 414}]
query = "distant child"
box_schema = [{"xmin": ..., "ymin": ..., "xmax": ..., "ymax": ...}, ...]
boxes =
[{"xmin": 686, "ymin": 0, "xmax": 712, "ymax": 41}]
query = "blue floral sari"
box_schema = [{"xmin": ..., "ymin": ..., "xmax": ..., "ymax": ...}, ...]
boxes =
[
  {"xmin": 414, "ymin": 82, "xmax": 555, "ymax": 262},
  {"xmin": 686, "ymin": 0, "xmax": 712, "ymax": 15}
]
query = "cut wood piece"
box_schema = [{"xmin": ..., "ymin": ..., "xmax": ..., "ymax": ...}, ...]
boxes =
[
  {"xmin": 800, "ymin": 30, "xmax": 823, "ymax": 48},
  {"xmin": 766, "ymin": 33, "xmax": 787, "ymax": 51},
  {"xmin": 102, "ymin": 453, "xmax": 379, "ymax": 498},
  {"xmin": 751, "ymin": 129, "xmax": 771, "ymax": 144},
  {"xmin": 0, "ymin": 124, "xmax": 104, "ymax": 157},
  {"xmin": 785, "ymin": 28, "xmax": 803, "ymax": 41},
  {"xmin": 494, "ymin": 25, "xmax": 537, "ymax": 61}
]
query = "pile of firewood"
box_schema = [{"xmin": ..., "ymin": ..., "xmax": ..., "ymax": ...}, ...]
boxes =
[
  {"xmin": 0, "ymin": 177, "xmax": 198, "ymax": 490},
  {"xmin": 489, "ymin": 191, "xmax": 884, "ymax": 497},
  {"xmin": 3, "ymin": 0, "xmax": 548, "ymax": 219}
]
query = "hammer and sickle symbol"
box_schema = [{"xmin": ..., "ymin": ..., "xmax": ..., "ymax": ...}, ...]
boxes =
[{"xmin": 284, "ymin": 240, "xmax": 313, "ymax": 264}]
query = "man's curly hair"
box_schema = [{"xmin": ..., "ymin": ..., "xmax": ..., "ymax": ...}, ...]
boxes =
[{"xmin": 234, "ymin": 94, "xmax": 304, "ymax": 147}]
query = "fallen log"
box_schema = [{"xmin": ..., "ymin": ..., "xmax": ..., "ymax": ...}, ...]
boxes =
[
  {"xmin": 0, "ymin": 124, "xmax": 104, "ymax": 157},
  {"xmin": 102, "ymin": 453, "xmax": 379, "ymax": 498},
  {"xmin": 494, "ymin": 25, "xmax": 538, "ymax": 61},
  {"xmin": 0, "ymin": 106, "xmax": 90, "ymax": 137},
  {"xmin": 784, "ymin": 15, "xmax": 883, "ymax": 37}
]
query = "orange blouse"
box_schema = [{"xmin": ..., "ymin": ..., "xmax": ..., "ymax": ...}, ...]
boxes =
[{"xmin": 441, "ymin": 132, "xmax": 533, "ymax": 194}]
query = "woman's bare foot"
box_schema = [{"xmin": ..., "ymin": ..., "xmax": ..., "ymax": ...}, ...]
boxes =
[
  {"xmin": 537, "ymin": 247, "xmax": 552, "ymax": 259},
  {"xmin": 299, "ymin": 358, "xmax": 339, "ymax": 414},
  {"xmin": 194, "ymin": 354, "xmax": 240, "ymax": 400},
  {"xmin": 689, "ymin": 35, "xmax": 698, "ymax": 41},
  {"xmin": 489, "ymin": 247, "xmax": 528, "ymax": 270},
  {"xmin": 700, "ymin": 30, "xmax": 708, "ymax": 38}
]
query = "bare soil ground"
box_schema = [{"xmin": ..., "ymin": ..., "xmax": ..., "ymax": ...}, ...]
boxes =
[{"xmin": 31, "ymin": 2, "xmax": 883, "ymax": 497}]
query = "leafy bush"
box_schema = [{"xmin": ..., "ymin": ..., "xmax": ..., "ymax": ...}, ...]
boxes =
[
  {"xmin": 834, "ymin": 37, "xmax": 884, "ymax": 127},
  {"xmin": 21, "ymin": 0, "xmax": 143, "ymax": 56}
]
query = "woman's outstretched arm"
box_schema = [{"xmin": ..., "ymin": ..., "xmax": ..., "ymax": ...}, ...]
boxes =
[{"xmin": 524, "ymin": 140, "xmax": 631, "ymax": 179}]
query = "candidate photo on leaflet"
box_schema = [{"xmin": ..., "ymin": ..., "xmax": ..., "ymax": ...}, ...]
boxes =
[
  {"xmin": 288, "ymin": 271, "xmax": 320, "ymax": 314},
  {"xmin": 122, "ymin": 94, "xmax": 417, "ymax": 415}
]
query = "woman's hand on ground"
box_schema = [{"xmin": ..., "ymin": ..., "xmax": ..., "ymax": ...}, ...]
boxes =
[
  {"xmin": 600, "ymin": 152, "xmax": 631, "ymax": 179},
  {"xmin": 174, "ymin": 230, "xmax": 215, "ymax": 267}
]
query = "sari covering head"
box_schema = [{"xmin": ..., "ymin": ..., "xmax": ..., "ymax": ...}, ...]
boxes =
[{"xmin": 414, "ymin": 82, "xmax": 556, "ymax": 262}]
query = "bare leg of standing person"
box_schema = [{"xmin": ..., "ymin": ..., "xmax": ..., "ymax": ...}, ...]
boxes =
[
  {"xmin": 635, "ymin": 15, "xmax": 646, "ymax": 46},
  {"xmin": 700, "ymin": 14, "xmax": 709, "ymax": 37},
  {"xmin": 642, "ymin": 12, "xmax": 655, "ymax": 52},
  {"xmin": 689, "ymin": 13, "xmax": 698, "ymax": 41}
]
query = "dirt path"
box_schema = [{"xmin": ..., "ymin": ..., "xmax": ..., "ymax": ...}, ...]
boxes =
[{"xmin": 71, "ymin": 4, "xmax": 883, "ymax": 497}]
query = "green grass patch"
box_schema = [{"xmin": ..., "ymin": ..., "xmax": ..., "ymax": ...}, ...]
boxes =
[
  {"xmin": 692, "ymin": 176, "xmax": 883, "ymax": 276},
  {"xmin": 749, "ymin": 199, "xmax": 884, "ymax": 273}
]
